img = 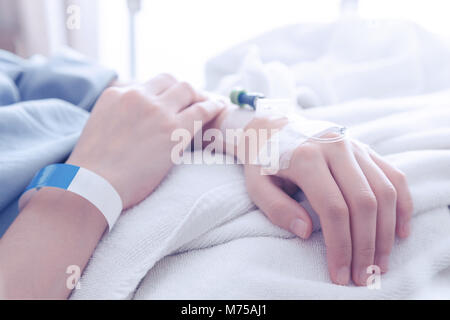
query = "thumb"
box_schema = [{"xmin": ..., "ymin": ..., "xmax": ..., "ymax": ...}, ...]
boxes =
[
  {"xmin": 179, "ymin": 99, "xmax": 226, "ymax": 136},
  {"xmin": 245, "ymin": 167, "xmax": 313, "ymax": 239}
]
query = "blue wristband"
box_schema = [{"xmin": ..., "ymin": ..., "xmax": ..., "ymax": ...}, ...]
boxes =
[{"xmin": 19, "ymin": 164, "xmax": 123, "ymax": 231}]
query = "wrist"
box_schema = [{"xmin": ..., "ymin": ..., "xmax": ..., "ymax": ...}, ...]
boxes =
[
  {"xmin": 208, "ymin": 104, "xmax": 289, "ymax": 157},
  {"xmin": 243, "ymin": 116, "xmax": 289, "ymax": 132}
]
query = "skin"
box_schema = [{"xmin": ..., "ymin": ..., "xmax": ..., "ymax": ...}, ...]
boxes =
[{"xmin": 0, "ymin": 74, "xmax": 414, "ymax": 298}]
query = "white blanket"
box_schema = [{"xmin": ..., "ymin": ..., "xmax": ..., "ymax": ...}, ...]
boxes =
[
  {"xmin": 72, "ymin": 19, "xmax": 450, "ymax": 300},
  {"xmin": 71, "ymin": 90, "xmax": 450, "ymax": 300}
]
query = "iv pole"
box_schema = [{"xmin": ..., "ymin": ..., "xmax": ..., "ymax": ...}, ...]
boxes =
[{"xmin": 127, "ymin": 0, "xmax": 141, "ymax": 80}]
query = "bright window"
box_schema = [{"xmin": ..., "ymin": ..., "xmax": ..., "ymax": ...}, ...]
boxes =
[
  {"xmin": 97, "ymin": 0, "xmax": 450, "ymax": 87},
  {"xmin": 98, "ymin": 0, "xmax": 341, "ymax": 86}
]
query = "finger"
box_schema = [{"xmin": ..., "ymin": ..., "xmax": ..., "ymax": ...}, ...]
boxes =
[
  {"xmin": 353, "ymin": 146, "xmax": 397, "ymax": 273},
  {"xmin": 143, "ymin": 73, "xmax": 177, "ymax": 96},
  {"xmin": 326, "ymin": 141, "xmax": 377, "ymax": 286},
  {"xmin": 158, "ymin": 81, "xmax": 201, "ymax": 111},
  {"xmin": 245, "ymin": 166, "xmax": 313, "ymax": 239},
  {"xmin": 369, "ymin": 150, "xmax": 414, "ymax": 238},
  {"xmin": 179, "ymin": 100, "xmax": 226, "ymax": 136},
  {"xmin": 290, "ymin": 146, "xmax": 352, "ymax": 285}
]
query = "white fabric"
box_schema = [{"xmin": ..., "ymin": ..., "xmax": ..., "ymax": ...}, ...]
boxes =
[
  {"xmin": 71, "ymin": 18, "xmax": 450, "ymax": 299},
  {"xmin": 206, "ymin": 18, "xmax": 450, "ymax": 108}
]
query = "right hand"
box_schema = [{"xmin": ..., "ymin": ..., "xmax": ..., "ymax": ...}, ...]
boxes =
[{"xmin": 67, "ymin": 74, "xmax": 225, "ymax": 209}]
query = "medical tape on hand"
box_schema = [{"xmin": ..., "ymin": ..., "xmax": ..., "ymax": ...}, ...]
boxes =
[
  {"xmin": 220, "ymin": 100, "xmax": 346, "ymax": 174},
  {"xmin": 257, "ymin": 115, "xmax": 346, "ymax": 174}
]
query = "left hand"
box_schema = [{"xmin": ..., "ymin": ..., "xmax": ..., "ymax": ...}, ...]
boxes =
[{"xmin": 242, "ymin": 117, "xmax": 414, "ymax": 286}]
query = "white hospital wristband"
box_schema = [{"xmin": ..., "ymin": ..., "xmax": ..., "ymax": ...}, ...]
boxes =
[{"xmin": 18, "ymin": 164, "xmax": 123, "ymax": 231}]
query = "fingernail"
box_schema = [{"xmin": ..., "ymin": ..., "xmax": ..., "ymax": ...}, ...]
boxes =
[
  {"xmin": 377, "ymin": 255, "xmax": 390, "ymax": 273},
  {"xmin": 290, "ymin": 219, "xmax": 307, "ymax": 239},
  {"xmin": 336, "ymin": 267, "xmax": 350, "ymax": 285},
  {"xmin": 360, "ymin": 268, "xmax": 369, "ymax": 285}
]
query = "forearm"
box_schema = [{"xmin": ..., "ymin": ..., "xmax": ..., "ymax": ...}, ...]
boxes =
[{"xmin": 0, "ymin": 188, "xmax": 107, "ymax": 299}]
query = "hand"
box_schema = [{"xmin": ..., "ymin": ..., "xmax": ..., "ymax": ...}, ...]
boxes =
[
  {"xmin": 68, "ymin": 74, "xmax": 225, "ymax": 209},
  {"xmin": 243, "ymin": 118, "xmax": 414, "ymax": 286}
]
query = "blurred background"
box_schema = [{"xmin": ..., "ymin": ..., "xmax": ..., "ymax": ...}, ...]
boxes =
[{"xmin": 1, "ymin": 0, "xmax": 450, "ymax": 87}]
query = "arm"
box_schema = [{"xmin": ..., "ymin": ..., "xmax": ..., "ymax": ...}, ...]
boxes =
[
  {"xmin": 0, "ymin": 189, "xmax": 107, "ymax": 299},
  {"xmin": 0, "ymin": 74, "xmax": 224, "ymax": 299}
]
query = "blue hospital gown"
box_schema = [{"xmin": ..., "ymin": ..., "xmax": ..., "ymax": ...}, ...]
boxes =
[{"xmin": 0, "ymin": 48, "xmax": 116, "ymax": 237}]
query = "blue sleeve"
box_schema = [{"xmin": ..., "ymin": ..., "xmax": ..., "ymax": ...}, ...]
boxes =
[{"xmin": 0, "ymin": 48, "xmax": 117, "ymax": 111}]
